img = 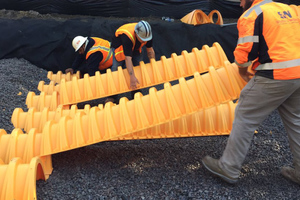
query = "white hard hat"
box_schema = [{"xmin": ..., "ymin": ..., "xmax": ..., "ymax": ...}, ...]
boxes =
[
  {"xmin": 134, "ymin": 20, "xmax": 152, "ymax": 42},
  {"xmin": 72, "ymin": 36, "xmax": 88, "ymax": 52}
]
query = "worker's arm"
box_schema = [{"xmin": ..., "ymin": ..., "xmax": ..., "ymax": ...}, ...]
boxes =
[
  {"xmin": 120, "ymin": 34, "xmax": 140, "ymax": 89},
  {"xmin": 237, "ymin": 65, "xmax": 254, "ymax": 82},
  {"xmin": 146, "ymin": 47, "xmax": 155, "ymax": 60},
  {"xmin": 125, "ymin": 56, "xmax": 139, "ymax": 90},
  {"xmin": 65, "ymin": 54, "xmax": 85, "ymax": 74},
  {"xmin": 234, "ymin": 15, "xmax": 257, "ymax": 82}
]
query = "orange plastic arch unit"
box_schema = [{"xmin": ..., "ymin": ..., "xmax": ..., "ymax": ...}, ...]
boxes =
[
  {"xmin": 0, "ymin": 129, "xmax": 53, "ymax": 178},
  {"xmin": 12, "ymin": 104, "xmax": 100, "ymax": 132},
  {"xmin": 0, "ymin": 157, "xmax": 46, "ymax": 200},
  {"xmin": 47, "ymin": 70, "xmax": 80, "ymax": 84},
  {"xmin": 112, "ymin": 100, "xmax": 236, "ymax": 140},
  {"xmin": 38, "ymin": 42, "xmax": 228, "ymax": 95},
  {"xmin": 27, "ymin": 54, "xmax": 239, "ymax": 113},
  {"xmin": 25, "ymin": 60, "xmax": 244, "ymax": 113},
  {"xmin": 208, "ymin": 10, "xmax": 223, "ymax": 25},
  {"xmin": 12, "ymin": 64, "xmax": 246, "ymax": 157},
  {"xmin": 7, "ymin": 99, "xmax": 237, "ymax": 161},
  {"xmin": 181, "ymin": 9, "xmax": 223, "ymax": 25}
]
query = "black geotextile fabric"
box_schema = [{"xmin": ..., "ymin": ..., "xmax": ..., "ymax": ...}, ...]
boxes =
[
  {"xmin": 0, "ymin": 17, "xmax": 238, "ymax": 72},
  {"xmin": 0, "ymin": 0, "xmax": 297, "ymax": 19},
  {"xmin": 0, "ymin": 0, "xmax": 241, "ymax": 18}
]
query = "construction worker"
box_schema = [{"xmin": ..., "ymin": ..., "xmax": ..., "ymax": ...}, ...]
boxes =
[
  {"xmin": 105, "ymin": 20, "xmax": 156, "ymax": 103},
  {"xmin": 65, "ymin": 36, "xmax": 113, "ymax": 76},
  {"xmin": 202, "ymin": 0, "xmax": 300, "ymax": 185},
  {"xmin": 111, "ymin": 20, "xmax": 155, "ymax": 90}
]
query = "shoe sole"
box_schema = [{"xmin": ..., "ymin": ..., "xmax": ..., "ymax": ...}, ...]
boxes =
[
  {"xmin": 202, "ymin": 160, "xmax": 238, "ymax": 184},
  {"xmin": 281, "ymin": 168, "xmax": 300, "ymax": 185}
]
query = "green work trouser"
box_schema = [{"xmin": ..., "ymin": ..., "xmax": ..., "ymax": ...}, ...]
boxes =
[{"xmin": 219, "ymin": 75, "xmax": 300, "ymax": 178}]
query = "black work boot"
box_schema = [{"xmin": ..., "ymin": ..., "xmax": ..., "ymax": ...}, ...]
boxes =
[
  {"xmin": 202, "ymin": 156, "xmax": 238, "ymax": 184},
  {"xmin": 281, "ymin": 166, "xmax": 300, "ymax": 185}
]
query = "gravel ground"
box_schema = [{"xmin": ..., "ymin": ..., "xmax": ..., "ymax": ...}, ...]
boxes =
[
  {"xmin": 0, "ymin": 58, "xmax": 300, "ymax": 200},
  {"xmin": 0, "ymin": 9, "xmax": 299, "ymax": 200}
]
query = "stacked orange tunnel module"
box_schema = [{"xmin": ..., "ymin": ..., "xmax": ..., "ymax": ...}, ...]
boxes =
[
  {"xmin": 0, "ymin": 155, "xmax": 46, "ymax": 200},
  {"xmin": 0, "ymin": 43, "xmax": 246, "ymax": 199},
  {"xmin": 14, "ymin": 61, "xmax": 244, "ymax": 133},
  {"xmin": 28, "ymin": 43, "xmax": 229, "ymax": 111},
  {"xmin": 6, "ymin": 61, "xmax": 246, "ymax": 158}
]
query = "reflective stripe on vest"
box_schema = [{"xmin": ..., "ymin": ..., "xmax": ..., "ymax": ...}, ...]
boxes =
[
  {"xmin": 114, "ymin": 23, "xmax": 146, "ymax": 62},
  {"xmin": 117, "ymin": 29, "xmax": 135, "ymax": 47},
  {"xmin": 103, "ymin": 48, "xmax": 113, "ymax": 64},
  {"xmin": 86, "ymin": 38, "xmax": 111, "ymax": 65},
  {"xmin": 115, "ymin": 23, "xmax": 137, "ymax": 51},
  {"xmin": 256, "ymin": 59, "xmax": 300, "ymax": 70},
  {"xmin": 88, "ymin": 44, "xmax": 112, "ymax": 64},
  {"xmin": 237, "ymin": 35, "xmax": 259, "ymax": 44},
  {"xmin": 243, "ymin": 0, "xmax": 273, "ymax": 17}
]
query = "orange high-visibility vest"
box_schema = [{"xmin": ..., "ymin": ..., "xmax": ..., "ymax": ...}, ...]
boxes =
[
  {"xmin": 86, "ymin": 37, "xmax": 113, "ymax": 70},
  {"xmin": 234, "ymin": 0, "xmax": 300, "ymax": 80},
  {"xmin": 114, "ymin": 23, "xmax": 146, "ymax": 62}
]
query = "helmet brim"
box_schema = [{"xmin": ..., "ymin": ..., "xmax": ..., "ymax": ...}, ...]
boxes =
[
  {"xmin": 136, "ymin": 33, "xmax": 152, "ymax": 42},
  {"xmin": 75, "ymin": 37, "xmax": 87, "ymax": 52}
]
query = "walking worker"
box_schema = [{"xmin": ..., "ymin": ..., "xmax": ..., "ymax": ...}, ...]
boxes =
[
  {"xmin": 111, "ymin": 20, "xmax": 156, "ymax": 90},
  {"xmin": 65, "ymin": 36, "xmax": 113, "ymax": 76},
  {"xmin": 202, "ymin": 0, "xmax": 300, "ymax": 185}
]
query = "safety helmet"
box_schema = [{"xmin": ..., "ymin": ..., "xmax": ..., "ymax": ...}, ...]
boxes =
[
  {"xmin": 72, "ymin": 36, "xmax": 88, "ymax": 52},
  {"xmin": 134, "ymin": 20, "xmax": 152, "ymax": 42}
]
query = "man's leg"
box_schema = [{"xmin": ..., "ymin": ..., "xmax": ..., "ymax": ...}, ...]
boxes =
[
  {"xmin": 130, "ymin": 54, "xmax": 143, "ymax": 99},
  {"xmin": 277, "ymin": 79, "xmax": 300, "ymax": 184},
  {"xmin": 111, "ymin": 49, "xmax": 125, "ymax": 72},
  {"xmin": 203, "ymin": 76, "xmax": 298, "ymax": 182}
]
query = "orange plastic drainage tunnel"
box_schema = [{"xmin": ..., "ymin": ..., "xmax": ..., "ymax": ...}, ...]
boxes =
[
  {"xmin": 0, "ymin": 43, "xmax": 247, "ymax": 200},
  {"xmin": 27, "ymin": 43, "xmax": 228, "ymax": 112}
]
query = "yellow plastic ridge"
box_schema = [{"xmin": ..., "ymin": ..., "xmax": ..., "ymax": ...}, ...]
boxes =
[
  {"xmin": 13, "ymin": 99, "xmax": 236, "ymax": 137},
  {"xmin": 0, "ymin": 128, "xmax": 53, "ymax": 178},
  {"xmin": 26, "ymin": 61, "xmax": 243, "ymax": 111},
  {"xmin": 32, "ymin": 43, "xmax": 229, "ymax": 111},
  {"xmin": 12, "ymin": 104, "xmax": 101, "ymax": 132},
  {"xmin": 44, "ymin": 43, "xmax": 227, "ymax": 86},
  {"xmin": 18, "ymin": 62, "xmax": 244, "ymax": 129},
  {"xmin": 0, "ymin": 157, "xmax": 46, "ymax": 200},
  {"xmin": 8, "ymin": 64, "xmax": 246, "ymax": 157},
  {"xmin": 6, "ymin": 101, "xmax": 236, "ymax": 161},
  {"xmin": 47, "ymin": 70, "xmax": 80, "ymax": 84},
  {"xmin": 18, "ymin": 61, "xmax": 244, "ymax": 127},
  {"xmin": 105, "ymin": 100, "xmax": 236, "ymax": 140}
]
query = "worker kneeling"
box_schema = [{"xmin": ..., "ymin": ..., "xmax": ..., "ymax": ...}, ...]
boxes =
[
  {"xmin": 65, "ymin": 36, "xmax": 113, "ymax": 77},
  {"xmin": 107, "ymin": 20, "xmax": 156, "ymax": 103}
]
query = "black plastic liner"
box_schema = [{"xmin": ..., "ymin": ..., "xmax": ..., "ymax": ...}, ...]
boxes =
[
  {"xmin": 0, "ymin": 17, "xmax": 238, "ymax": 72},
  {"xmin": 0, "ymin": 0, "xmax": 239, "ymax": 19},
  {"xmin": 0, "ymin": 0, "xmax": 297, "ymax": 19}
]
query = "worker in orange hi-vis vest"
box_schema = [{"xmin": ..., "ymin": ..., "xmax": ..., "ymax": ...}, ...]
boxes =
[
  {"xmin": 65, "ymin": 36, "xmax": 113, "ymax": 76},
  {"xmin": 104, "ymin": 20, "xmax": 156, "ymax": 104},
  {"xmin": 202, "ymin": 0, "xmax": 300, "ymax": 185}
]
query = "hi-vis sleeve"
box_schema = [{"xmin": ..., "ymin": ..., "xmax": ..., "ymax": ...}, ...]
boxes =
[{"xmin": 233, "ymin": 0, "xmax": 272, "ymax": 68}]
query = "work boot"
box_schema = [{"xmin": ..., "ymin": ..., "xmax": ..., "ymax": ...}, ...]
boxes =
[
  {"xmin": 202, "ymin": 156, "xmax": 238, "ymax": 184},
  {"xmin": 281, "ymin": 166, "xmax": 300, "ymax": 185}
]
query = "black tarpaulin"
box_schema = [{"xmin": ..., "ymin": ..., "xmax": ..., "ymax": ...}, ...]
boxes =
[{"xmin": 0, "ymin": 17, "xmax": 238, "ymax": 72}]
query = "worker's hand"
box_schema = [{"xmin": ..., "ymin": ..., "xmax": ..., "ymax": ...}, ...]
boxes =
[
  {"xmin": 239, "ymin": 67, "xmax": 254, "ymax": 82},
  {"xmin": 130, "ymin": 74, "xmax": 140, "ymax": 90},
  {"xmin": 65, "ymin": 68, "xmax": 74, "ymax": 75}
]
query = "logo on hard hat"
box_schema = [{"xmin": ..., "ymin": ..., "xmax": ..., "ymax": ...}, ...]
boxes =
[{"xmin": 135, "ymin": 24, "xmax": 142, "ymax": 34}]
